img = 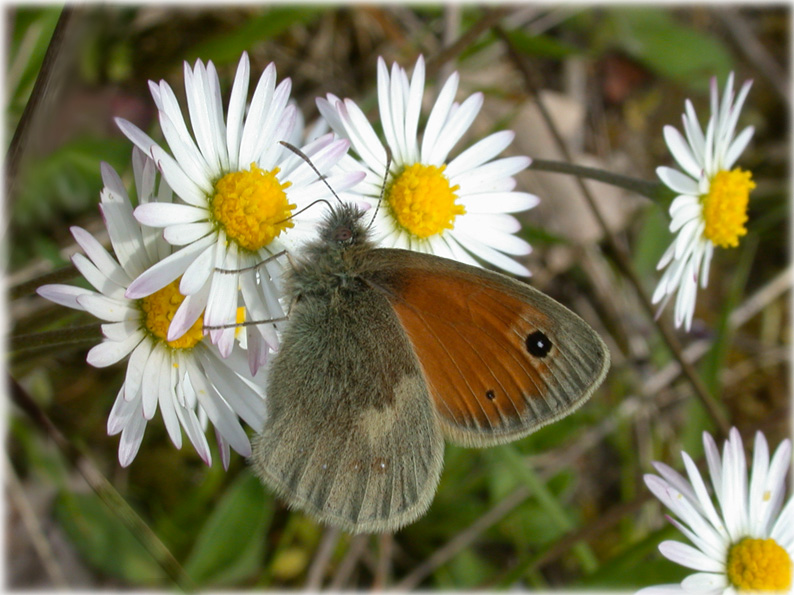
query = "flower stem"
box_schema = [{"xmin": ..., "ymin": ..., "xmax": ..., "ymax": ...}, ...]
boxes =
[
  {"xmin": 528, "ymin": 158, "xmax": 670, "ymax": 201},
  {"xmin": 9, "ymin": 324, "xmax": 103, "ymax": 356}
]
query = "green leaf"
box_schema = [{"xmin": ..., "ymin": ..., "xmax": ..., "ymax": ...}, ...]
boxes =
[
  {"xmin": 185, "ymin": 8, "xmax": 324, "ymax": 65},
  {"xmin": 606, "ymin": 8, "xmax": 734, "ymax": 90},
  {"xmin": 506, "ymin": 29, "xmax": 580, "ymax": 60},
  {"xmin": 184, "ymin": 472, "xmax": 274, "ymax": 586},
  {"xmin": 576, "ymin": 524, "xmax": 686, "ymax": 588},
  {"xmin": 13, "ymin": 136, "xmax": 130, "ymax": 230},
  {"xmin": 55, "ymin": 491, "xmax": 166, "ymax": 584}
]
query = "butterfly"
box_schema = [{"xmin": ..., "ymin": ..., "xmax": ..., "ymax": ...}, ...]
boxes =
[{"xmin": 251, "ymin": 202, "xmax": 610, "ymax": 533}]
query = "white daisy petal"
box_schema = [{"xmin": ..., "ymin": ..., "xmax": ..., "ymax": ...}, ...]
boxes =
[
  {"xmin": 86, "ymin": 330, "xmax": 145, "ymax": 368},
  {"xmin": 125, "ymin": 234, "xmax": 216, "ymax": 299},
  {"xmin": 72, "ymin": 253, "xmax": 126, "ymax": 299},
  {"xmin": 71, "ymin": 226, "xmax": 130, "ymax": 288},
  {"xmin": 185, "ymin": 358, "xmax": 250, "ymax": 456},
  {"xmin": 134, "ymin": 203, "xmax": 207, "ymax": 227},
  {"xmin": 663, "ymin": 125, "xmax": 702, "ymax": 179},
  {"xmin": 98, "ymin": 201, "xmax": 149, "ymax": 281},
  {"xmin": 680, "ymin": 572, "xmax": 729, "ymax": 594},
  {"xmin": 402, "ymin": 55, "xmax": 424, "ymax": 164},
  {"xmin": 446, "ymin": 130, "xmax": 516, "ymax": 178},
  {"xmin": 169, "ymin": 280, "xmax": 211, "ymax": 342},
  {"xmin": 158, "ymin": 359, "xmax": 182, "ymax": 449},
  {"xmin": 723, "ymin": 126, "xmax": 754, "ymax": 171},
  {"xmin": 658, "ymin": 541, "xmax": 724, "ymax": 573},
  {"xmin": 225, "ymin": 52, "xmax": 250, "ymax": 169},
  {"xmin": 173, "ymin": 396, "xmax": 212, "ymax": 466},
  {"xmin": 78, "ymin": 294, "xmax": 139, "ymax": 323},
  {"xmin": 118, "ymin": 411, "xmax": 147, "ymax": 467},
  {"xmin": 108, "ymin": 388, "xmax": 137, "ymax": 435},
  {"xmin": 124, "ymin": 338, "xmax": 153, "ymax": 402},
  {"xmin": 157, "ymin": 109, "xmax": 213, "ymax": 191},
  {"xmin": 150, "ymin": 145, "xmax": 208, "ymax": 208},
  {"xmin": 428, "ymin": 92, "xmax": 483, "ymax": 165},
  {"xmin": 37, "ymin": 284, "xmax": 92, "ymax": 310},
  {"xmin": 420, "ymin": 71, "xmax": 459, "ymax": 162},
  {"xmin": 163, "ymin": 222, "xmax": 214, "ymax": 246},
  {"xmin": 657, "ymin": 166, "xmax": 700, "ymax": 196},
  {"xmin": 198, "ymin": 348, "xmax": 266, "ymax": 431},
  {"xmin": 340, "ymin": 99, "xmax": 388, "ymax": 176},
  {"xmin": 140, "ymin": 343, "xmax": 165, "ymax": 420}
]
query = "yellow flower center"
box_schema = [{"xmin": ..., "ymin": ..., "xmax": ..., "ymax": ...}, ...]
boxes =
[
  {"xmin": 140, "ymin": 279, "xmax": 204, "ymax": 350},
  {"xmin": 726, "ymin": 537, "xmax": 792, "ymax": 592},
  {"xmin": 211, "ymin": 163, "xmax": 295, "ymax": 252},
  {"xmin": 701, "ymin": 168, "xmax": 755, "ymax": 248},
  {"xmin": 386, "ymin": 163, "xmax": 465, "ymax": 238}
]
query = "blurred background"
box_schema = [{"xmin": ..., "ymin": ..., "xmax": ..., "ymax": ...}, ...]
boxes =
[{"xmin": 6, "ymin": 4, "xmax": 790, "ymax": 590}]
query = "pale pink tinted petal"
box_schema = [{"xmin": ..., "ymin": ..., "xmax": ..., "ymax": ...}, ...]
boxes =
[
  {"xmin": 198, "ymin": 348, "xmax": 266, "ymax": 430},
  {"xmin": 37, "ymin": 284, "xmax": 93, "ymax": 310},
  {"xmin": 141, "ymin": 344, "xmax": 165, "ymax": 420},
  {"xmin": 108, "ymin": 387, "xmax": 137, "ymax": 435},
  {"xmin": 158, "ymin": 361, "xmax": 182, "ymax": 449},
  {"xmin": 185, "ymin": 358, "xmax": 251, "ymax": 455},
  {"xmin": 179, "ymin": 243, "xmax": 216, "ymax": 296},
  {"xmin": 124, "ymin": 338, "xmax": 153, "ymax": 401},
  {"xmin": 118, "ymin": 411, "xmax": 146, "ymax": 467},
  {"xmin": 169, "ymin": 282, "xmax": 210, "ymax": 342}
]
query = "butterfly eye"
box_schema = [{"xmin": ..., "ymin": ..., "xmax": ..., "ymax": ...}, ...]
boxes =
[
  {"xmin": 525, "ymin": 330, "xmax": 552, "ymax": 358},
  {"xmin": 334, "ymin": 227, "xmax": 353, "ymax": 242}
]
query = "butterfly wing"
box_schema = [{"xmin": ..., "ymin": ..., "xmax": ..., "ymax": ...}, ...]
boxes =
[
  {"xmin": 361, "ymin": 249, "xmax": 610, "ymax": 447},
  {"xmin": 251, "ymin": 287, "xmax": 444, "ymax": 534}
]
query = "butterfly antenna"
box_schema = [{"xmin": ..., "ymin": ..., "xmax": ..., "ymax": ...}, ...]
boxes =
[
  {"xmin": 272, "ymin": 198, "xmax": 332, "ymax": 226},
  {"xmin": 365, "ymin": 146, "xmax": 392, "ymax": 233},
  {"xmin": 280, "ymin": 140, "xmax": 343, "ymax": 205}
]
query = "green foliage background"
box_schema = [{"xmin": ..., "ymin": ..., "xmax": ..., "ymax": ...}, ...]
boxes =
[{"xmin": 7, "ymin": 5, "xmax": 790, "ymax": 590}]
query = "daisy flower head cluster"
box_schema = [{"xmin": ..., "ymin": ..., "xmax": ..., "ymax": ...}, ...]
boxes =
[
  {"xmin": 652, "ymin": 73, "xmax": 756, "ymax": 331},
  {"xmin": 37, "ymin": 52, "xmax": 542, "ymax": 467},
  {"xmin": 317, "ymin": 55, "xmax": 539, "ymax": 277},
  {"xmin": 37, "ymin": 149, "xmax": 267, "ymax": 469},
  {"xmin": 115, "ymin": 52, "xmax": 363, "ymax": 373},
  {"xmin": 641, "ymin": 428, "xmax": 792, "ymax": 594}
]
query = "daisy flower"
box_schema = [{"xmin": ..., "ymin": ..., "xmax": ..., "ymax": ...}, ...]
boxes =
[
  {"xmin": 37, "ymin": 149, "xmax": 267, "ymax": 469},
  {"xmin": 115, "ymin": 52, "xmax": 363, "ymax": 373},
  {"xmin": 640, "ymin": 428, "xmax": 792, "ymax": 594},
  {"xmin": 652, "ymin": 73, "xmax": 756, "ymax": 331},
  {"xmin": 317, "ymin": 55, "xmax": 538, "ymax": 276}
]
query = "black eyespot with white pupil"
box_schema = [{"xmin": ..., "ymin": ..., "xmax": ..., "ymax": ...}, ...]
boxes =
[{"xmin": 525, "ymin": 330, "xmax": 552, "ymax": 358}]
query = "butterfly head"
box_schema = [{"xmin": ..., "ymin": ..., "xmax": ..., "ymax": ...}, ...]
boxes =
[{"xmin": 317, "ymin": 203, "xmax": 373, "ymax": 251}]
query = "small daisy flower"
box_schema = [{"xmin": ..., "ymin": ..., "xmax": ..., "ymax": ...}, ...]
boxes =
[
  {"xmin": 640, "ymin": 428, "xmax": 793, "ymax": 594},
  {"xmin": 115, "ymin": 52, "xmax": 363, "ymax": 373},
  {"xmin": 317, "ymin": 55, "xmax": 538, "ymax": 276},
  {"xmin": 652, "ymin": 73, "xmax": 756, "ymax": 331},
  {"xmin": 37, "ymin": 149, "xmax": 267, "ymax": 469}
]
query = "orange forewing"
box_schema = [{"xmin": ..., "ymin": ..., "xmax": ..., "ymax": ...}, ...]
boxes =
[{"xmin": 364, "ymin": 250, "xmax": 609, "ymax": 447}]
